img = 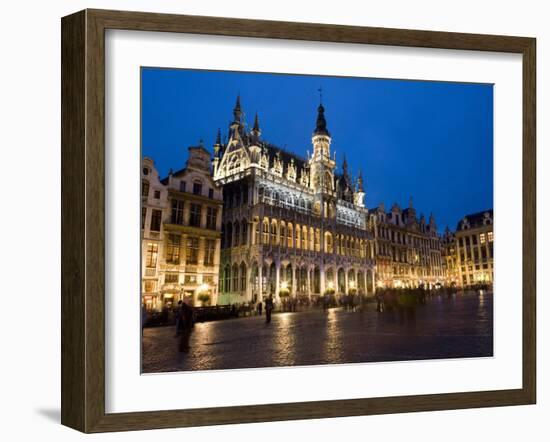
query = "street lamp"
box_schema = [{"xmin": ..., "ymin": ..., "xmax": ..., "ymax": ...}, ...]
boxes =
[{"xmin": 197, "ymin": 283, "xmax": 211, "ymax": 306}]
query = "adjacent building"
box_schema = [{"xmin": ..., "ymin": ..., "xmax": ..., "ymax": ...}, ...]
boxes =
[
  {"xmin": 453, "ymin": 210, "xmax": 494, "ymax": 287},
  {"xmin": 212, "ymin": 97, "xmax": 376, "ymax": 305},
  {"xmin": 441, "ymin": 227, "xmax": 459, "ymax": 287},
  {"xmin": 141, "ymin": 145, "xmax": 223, "ymax": 310},
  {"xmin": 369, "ymin": 200, "xmax": 445, "ymax": 289}
]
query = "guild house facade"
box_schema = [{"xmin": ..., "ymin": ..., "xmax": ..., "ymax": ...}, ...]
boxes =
[
  {"xmin": 213, "ymin": 97, "xmax": 376, "ymax": 305},
  {"xmin": 141, "ymin": 145, "xmax": 223, "ymax": 311},
  {"xmin": 369, "ymin": 200, "xmax": 445, "ymax": 289}
]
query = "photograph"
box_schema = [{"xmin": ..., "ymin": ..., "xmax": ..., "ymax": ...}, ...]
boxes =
[{"xmin": 140, "ymin": 67, "xmax": 494, "ymax": 373}]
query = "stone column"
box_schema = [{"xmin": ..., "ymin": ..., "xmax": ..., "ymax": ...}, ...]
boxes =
[
  {"xmin": 291, "ymin": 264, "xmax": 297, "ymax": 297},
  {"xmin": 320, "ymin": 263, "xmax": 325, "ymax": 296},
  {"xmin": 258, "ymin": 264, "xmax": 263, "ymax": 300},
  {"xmin": 246, "ymin": 265, "xmax": 253, "ymax": 302},
  {"xmin": 306, "ymin": 267, "xmax": 311, "ymax": 300},
  {"xmin": 275, "ymin": 260, "xmax": 281, "ymax": 303},
  {"xmin": 344, "ymin": 269, "xmax": 349, "ymax": 294},
  {"xmin": 249, "ymin": 221, "xmax": 255, "ymax": 246},
  {"xmin": 183, "ymin": 202, "xmax": 191, "ymax": 226},
  {"xmin": 181, "ymin": 234, "xmax": 188, "ymax": 266},
  {"xmin": 200, "ymin": 204, "xmax": 207, "ymax": 228}
]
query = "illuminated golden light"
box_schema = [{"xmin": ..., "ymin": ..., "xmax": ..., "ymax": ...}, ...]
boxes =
[
  {"xmin": 198, "ymin": 283, "xmax": 210, "ymax": 293},
  {"xmin": 281, "ymin": 281, "xmax": 288, "ymax": 290},
  {"xmin": 327, "ymin": 281, "xmax": 334, "ymax": 290}
]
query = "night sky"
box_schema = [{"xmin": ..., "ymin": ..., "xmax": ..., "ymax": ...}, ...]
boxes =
[{"xmin": 141, "ymin": 67, "xmax": 493, "ymax": 232}]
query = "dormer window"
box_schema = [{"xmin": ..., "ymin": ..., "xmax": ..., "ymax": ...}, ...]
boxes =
[
  {"xmin": 141, "ymin": 180, "xmax": 149, "ymax": 197},
  {"xmin": 193, "ymin": 180, "xmax": 203, "ymax": 196}
]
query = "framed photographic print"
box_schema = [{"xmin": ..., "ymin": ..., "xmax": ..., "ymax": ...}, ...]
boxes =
[{"xmin": 61, "ymin": 9, "xmax": 536, "ymax": 433}]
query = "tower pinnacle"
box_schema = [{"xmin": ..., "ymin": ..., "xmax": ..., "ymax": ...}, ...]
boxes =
[
  {"xmin": 233, "ymin": 95, "xmax": 242, "ymax": 123},
  {"xmin": 314, "ymin": 102, "xmax": 330, "ymax": 136}
]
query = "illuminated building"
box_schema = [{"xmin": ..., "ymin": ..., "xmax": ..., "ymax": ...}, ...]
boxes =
[
  {"xmin": 141, "ymin": 145, "xmax": 223, "ymax": 310},
  {"xmin": 369, "ymin": 200, "xmax": 445, "ymax": 289},
  {"xmin": 454, "ymin": 210, "xmax": 494, "ymax": 287},
  {"xmin": 212, "ymin": 96, "xmax": 376, "ymax": 305},
  {"xmin": 441, "ymin": 227, "xmax": 459, "ymax": 287}
]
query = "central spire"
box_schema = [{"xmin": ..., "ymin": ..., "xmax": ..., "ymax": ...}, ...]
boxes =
[{"xmin": 314, "ymin": 103, "xmax": 330, "ymax": 136}]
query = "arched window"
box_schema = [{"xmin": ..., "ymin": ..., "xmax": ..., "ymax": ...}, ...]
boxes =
[
  {"xmin": 280, "ymin": 221, "xmax": 286, "ymax": 247},
  {"xmin": 254, "ymin": 220, "xmax": 260, "ymax": 245},
  {"xmin": 240, "ymin": 263, "xmax": 247, "ymax": 292},
  {"xmin": 285, "ymin": 265, "xmax": 292, "ymax": 285},
  {"xmin": 192, "ymin": 179, "xmax": 203, "ymax": 196},
  {"xmin": 224, "ymin": 264, "xmax": 231, "ymax": 293},
  {"xmin": 287, "ymin": 223, "xmax": 293, "ymax": 248},
  {"xmin": 232, "ymin": 263, "xmax": 239, "ymax": 292},
  {"xmin": 324, "ymin": 171, "xmax": 333, "ymax": 191},
  {"xmin": 314, "ymin": 228, "xmax": 320, "ymax": 252},
  {"xmin": 295, "ymin": 224, "xmax": 301, "ymax": 249},
  {"xmin": 309, "ymin": 227, "xmax": 314, "ymax": 251},
  {"xmin": 271, "ymin": 220, "xmax": 278, "ymax": 244},
  {"xmin": 302, "ymin": 226, "xmax": 307, "ymax": 249},
  {"xmin": 324, "ymin": 232, "xmax": 333, "ymax": 254},
  {"xmin": 262, "ymin": 218, "xmax": 269, "ymax": 244},
  {"xmin": 233, "ymin": 221, "xmax": 240, "ymax": 247}
]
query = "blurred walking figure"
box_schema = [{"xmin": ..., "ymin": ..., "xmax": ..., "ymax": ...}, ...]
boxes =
[
  {"xmin": 174, "ymin": 300, "xmax": 183, "ymax": 337},
  {"xmin": 177, "ymin": 300, "xmax": 194, "ymax": 353},
  {"xmin": 375, "ymin": 289, "xmax": 384, "ymax": 312},
  {"xmin": 257, "ymin": 300, "xmax": 263, "ymax": 316},
  {"xmin": 265, "ymin": 295, "xmax": 274, "ymax": 323}
]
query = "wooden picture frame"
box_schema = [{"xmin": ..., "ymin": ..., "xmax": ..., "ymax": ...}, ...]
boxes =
[{"xmin": 61, "ymin": 8, "xmax": 536, "ymax": 433}]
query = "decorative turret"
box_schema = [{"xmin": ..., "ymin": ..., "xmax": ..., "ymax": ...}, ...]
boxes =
[
  {"xmin": 233, "ymin": 95, "xmax": 242, "ymax": 123},
  {"xmin": 251, "ymin": 112, "xmax": 261, "ymax": 137},
  {"xmin": 212, "ymin": 129, "xmax": 222, "ymax": 175},
  {"xmin": 356, "ymin": 169, "xmax": 364, "ymax": 192},
  {"xmin": 214, "ymin": 128, "xmax": 222, "ymax": 154},
  {"xmin": 314, "ymin": 103, "xmax": 330, "ymax": 137},
  {"xmin": 429, "ymin": 213, "xmax": 437, "ymax": 232},
  {"xmin": 353, "ymin": 169, "xmax": 365, "ymax": 207}
]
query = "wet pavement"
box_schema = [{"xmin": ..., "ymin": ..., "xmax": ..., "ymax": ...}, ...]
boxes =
[{"xmin": 142, "ymin": 291, "xmax": 493, "ymax": 373}]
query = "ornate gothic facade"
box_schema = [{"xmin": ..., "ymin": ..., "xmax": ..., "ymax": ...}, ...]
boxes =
[{"xmin": 213, "ymin": 97, "xmax": 376, "ymax": 305}]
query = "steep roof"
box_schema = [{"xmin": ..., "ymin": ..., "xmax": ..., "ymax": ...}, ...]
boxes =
[{"xmin": 456, "ymin": 209, "xmax": 494, "ymax": 230}]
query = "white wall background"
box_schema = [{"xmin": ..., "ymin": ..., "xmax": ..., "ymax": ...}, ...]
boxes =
[{"xmin": 0, "ymin": 0, "xmax": 546, "ymax": 440}]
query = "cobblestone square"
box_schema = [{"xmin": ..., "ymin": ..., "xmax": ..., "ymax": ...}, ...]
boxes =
[{"xmin": 142, "ymin": 291, "xmax": 493, "ymax": 373}]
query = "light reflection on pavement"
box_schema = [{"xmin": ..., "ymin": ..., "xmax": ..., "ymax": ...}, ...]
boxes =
[{"xmin": 142, "ymin": 291, "xmax": 493, "ymax": 373}]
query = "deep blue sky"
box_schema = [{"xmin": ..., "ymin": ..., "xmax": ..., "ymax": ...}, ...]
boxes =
[{"xmin": 142, "ymin": 68, "xmax": 493, "ymax": 232}]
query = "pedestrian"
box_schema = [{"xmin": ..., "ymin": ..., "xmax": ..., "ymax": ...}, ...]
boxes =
[
  {"xmin": 257, "ymin": 300, "xmax": 263, "ymax": 316},
  {"xmin": 178, "ymin": 300, "xmax": 194, "ymax": 353},
  {"xmin": 141, "ymin": 303, "xmax": 148, "ymax": 331},
  {"xmin": 375, "ymin": 289, "xmax": 383, "ymax": 312},
  {"xmin": 265, "ymin": 295, "xmax": 274, "ymax": 323},
  {"xmin": 174, "ymin": 300, "xmax": 183, "ymax": 337}
]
